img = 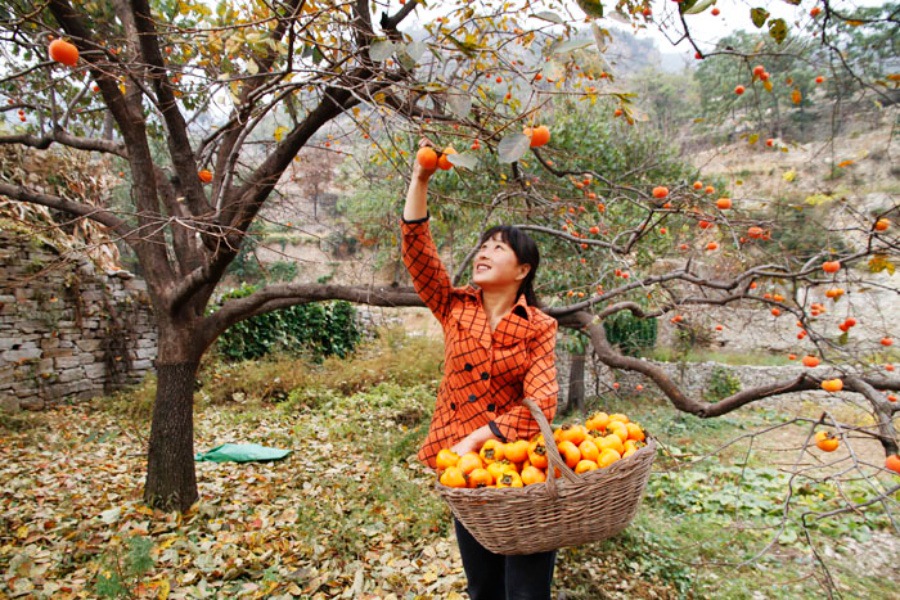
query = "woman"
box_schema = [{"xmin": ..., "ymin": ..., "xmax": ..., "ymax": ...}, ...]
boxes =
[{"xmin": 401, "ymin": 145, "xmax": 560, "ymax": 600}]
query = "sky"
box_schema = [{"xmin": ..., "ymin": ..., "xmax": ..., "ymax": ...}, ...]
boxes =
[
  {"xmin": 629, "ymin": 0, "xmax": 889, "ymax": 58},
  {"xmin": 404, "ymin": 0, "xmax": 890, "ymax": 61}
]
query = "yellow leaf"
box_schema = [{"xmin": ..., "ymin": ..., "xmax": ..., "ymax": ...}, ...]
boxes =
[
  {"xmin": 805, "ymin": 193, "xmax": 832, "ymax": 206},
  {"xmin": 783, "ymin": 169, "xmax": 796, "ymax": 183},
  {"xmin": 273, "ymin": 126, "xmax": 287, "ymax": 142},
  {"xmin": 157, "ymin": 537, "xmax": 178, "ymax": 550},
  {"xmin": 16, "ymin": 525, "xmax": 28, "ymax": 539},
  {"xmin": 748, "ymin": 133, "xmax": 759, "ymax": 145},
  {"xmin": 869, "ymin": 254, "xmax": 895, "ymax": 275},
  {"xmin": 157, "ymin": 579, "xmax": 170, "ymax": 600}
]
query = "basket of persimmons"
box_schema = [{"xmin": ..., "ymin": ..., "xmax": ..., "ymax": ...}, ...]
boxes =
[{"xmin": 435, "ymin": 398, "xmax": 656, "ymax": 555}]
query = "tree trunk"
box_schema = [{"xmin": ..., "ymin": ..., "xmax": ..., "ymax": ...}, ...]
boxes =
[
  {"xmin": 567, "ymin": 346, "xmax": 586, "ymax": 416},
  {"xmin": 144, "ymin": 360, "xmax": 200, "ymax": 512}
]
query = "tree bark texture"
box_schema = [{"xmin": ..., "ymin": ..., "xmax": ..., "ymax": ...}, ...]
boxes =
[
  {"xmin": 567, "ymin": 345, "xmax": 586, "ymax": 416},
  {"xmin": 144, "ymin": 361, "xmax": 200, "ymax": 512}
]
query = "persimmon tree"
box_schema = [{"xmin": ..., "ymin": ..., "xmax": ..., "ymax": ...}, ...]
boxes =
[
  {"xmin": 332, "ymin": 2, "xmax": 900, "ymax": 578},
  {"xmin": 0, "ymin": 0, "xmax": 897, "ymax": 540}
]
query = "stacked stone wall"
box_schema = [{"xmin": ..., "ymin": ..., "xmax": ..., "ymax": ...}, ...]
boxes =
[{"xmin": 0, "ymin": 227, "xmax": 156, "ymax": 410}]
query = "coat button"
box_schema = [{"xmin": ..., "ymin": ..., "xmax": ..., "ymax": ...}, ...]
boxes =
[
  {"xmin": 468, "ymin": 394, "xmax": 477, "ymax": 403},
  {"xmin": 487, "ymin": 403, "xmax": 496, "ymax": 412},
  {"xmin": 464, "ymin": 363, "xmax": 473, "ymax": 371},
  {"xmin": 481, "ymin": 371, "xmax": 489, "ymax": 380},
  {"xmin": 450, "ymin": 402, "xmax": 457, "ymax": 410}
]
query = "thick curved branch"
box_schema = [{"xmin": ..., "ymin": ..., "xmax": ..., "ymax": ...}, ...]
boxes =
[
  {"xmin": 554, "ymin": 310, "xmax": 900, "ymax": 436},
  {"xmin": 843, "ymin": 375, "xmax": 899, "ymax": 455},
  {"xmin": 0, "ymin": 129, "xmax": 127, "ymax": 158},
  {"xmin": 202, "ymin": 283, "xmax": 424, "ymax": 350}
]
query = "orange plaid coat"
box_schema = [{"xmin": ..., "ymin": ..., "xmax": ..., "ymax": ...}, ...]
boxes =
[{"xmin": 401, "ymin": 215, "xmax": 559, "ymax": 469}]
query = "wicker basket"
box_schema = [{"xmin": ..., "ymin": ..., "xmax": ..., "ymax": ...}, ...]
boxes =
[{"xmin": 436, "ymin": 398, "xmax": 656, "ymax": 555}]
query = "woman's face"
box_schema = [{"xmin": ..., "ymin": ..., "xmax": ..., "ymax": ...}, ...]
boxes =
[{"xmin": 472, "ymin": 232, "xmax": 530, "ymax": 291}]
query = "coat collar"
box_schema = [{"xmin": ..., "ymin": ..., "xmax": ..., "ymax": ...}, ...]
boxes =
[{"xmin": 459, "ymin": 285, "xmax": 533, "ymax": 349}]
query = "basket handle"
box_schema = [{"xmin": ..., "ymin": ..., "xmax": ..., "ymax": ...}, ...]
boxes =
[{"xmin": 521, "ymin": 397, "xmax": 582, "ymax": 497}]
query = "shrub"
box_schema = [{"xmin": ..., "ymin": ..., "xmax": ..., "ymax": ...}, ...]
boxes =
[
  {"xmin": 210, "ymin": 284, "xmax": 362, "ymax": 362},
  {"xmin": 702, "ymin": 365, "xmax": 742, "ymax": 402},
  {"xmin": 603, "ymin": 312, "xmax": 658, "ymax": 357}
]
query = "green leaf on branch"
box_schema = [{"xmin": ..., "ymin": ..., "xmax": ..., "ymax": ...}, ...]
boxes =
[
  {"xmin": 768, "ymin": 18, "xmax": 788, "ymax": 44},
  {"xmin": 750, "ymin": 7, "xmax": 770, "ymax": 28},
  {"xmin": 446, "ymin": 94, "xmax": 472, "ymax": 119},
  {"xmin": 684, "ymin": 0, "xmax": 716, "ymax": 15},
  {"xmin": 576, "ymin": 0, "xmax": 604, "ymax": 19},
  {"xmin": 532, "ymin": 11, "xmax": 565, "ymax": 24},
  {"xmin": 397, "ymin": 52, "xmax": 417, "ymax": 71},
  {"xmin": 369, "ymin": 40, "xmax": 395, "ymax": 62},
  {"xmin": 542, "ymin": 60, "xmax": 565, "ymax": 81},
  {"xmin": 498, "ymin": 132, "xmax": 530, "ymax": 164},
  {"xmin": 447, "ymin": 153, "xmax": 478, "ymax": 170},
  {"xmin": 405, "ymin": 41, "xmax": 426, "ymax": 62},
  {"xmin": 552, "ymin": 38, "xmax": 594, "ymax": 55},
  {"xmin": 678, "ymin": 0, "xmax": 700, "ymax": 14}
]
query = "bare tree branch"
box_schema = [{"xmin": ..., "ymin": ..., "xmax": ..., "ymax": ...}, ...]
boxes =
[
  {"xmin": 48, "ymin": 0, "xmax": 178, "ymax": 292},
  {"xmin": 0, "ymin": 181, "xmax": 132, "ymax": 241},
  {"xmin": 0, "ymin": 129, "xmax": 127, "ymax": 157}
]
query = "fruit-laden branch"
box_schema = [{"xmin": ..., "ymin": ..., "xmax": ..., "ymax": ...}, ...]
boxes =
[
  {"xmin": 554, "ymin": 309, "xmax": 899, "ymax": 448},
  {"xmin": 0, "ymin": 130, "xmax": 127, "ymax": 157},
  {"xmin": 0, "ymin": 181, "xmax": 133, "ymax": 241},
  {"xmin": 202, "ymin": 283, "xmax": 424, "ymax": 350},
  {"xmin": 48, "ymin": 0, "xmax": 178, "ymax": 291}
]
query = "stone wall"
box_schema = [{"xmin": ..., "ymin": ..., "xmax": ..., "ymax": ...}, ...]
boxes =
[{"xmin": 0, "ymin": 226, "xmax": 157, "ymax": 410}]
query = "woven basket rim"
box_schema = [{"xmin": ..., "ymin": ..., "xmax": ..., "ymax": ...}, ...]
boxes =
[{"xmin": 436, "ymin": 436, "xmax": 657, "ymax": 497}]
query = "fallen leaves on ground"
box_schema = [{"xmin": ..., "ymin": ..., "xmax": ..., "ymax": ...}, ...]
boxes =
[
  {"xmin": 1, "ymin": 382, "xmax": 681, "ymax": 599},
  {"xmin": 1, "ymin": 384, "xmax": 468, "ymax": 599}
]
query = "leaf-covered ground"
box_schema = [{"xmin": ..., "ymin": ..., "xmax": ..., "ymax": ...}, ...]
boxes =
[
  {"xmin": 1, "ymin": 381, "xmax": 684, "ymax": 599},
  {"xmin": 3, "ymin": 326, "xmax": 897, "ymax": 600}
]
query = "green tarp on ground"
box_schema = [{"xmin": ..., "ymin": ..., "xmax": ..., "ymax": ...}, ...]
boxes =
[{"xmin": 195, "ymin": 443, "xmax": 292, "ymax": 463}]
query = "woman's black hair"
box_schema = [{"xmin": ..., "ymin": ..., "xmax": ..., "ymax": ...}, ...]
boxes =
[{"xmin": 477, "ymin": 225, "xmax": 541, "ymax": 307}]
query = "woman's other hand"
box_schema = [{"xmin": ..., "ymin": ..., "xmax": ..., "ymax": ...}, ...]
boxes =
[{"xmin": 450, "ymin": 424, "xmax": 497, "ymax": 456}]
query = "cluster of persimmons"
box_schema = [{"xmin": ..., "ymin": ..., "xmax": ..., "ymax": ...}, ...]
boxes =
[{"xmin": 436, "ymin": 411, "xmax": 646, "ymax": 489}]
